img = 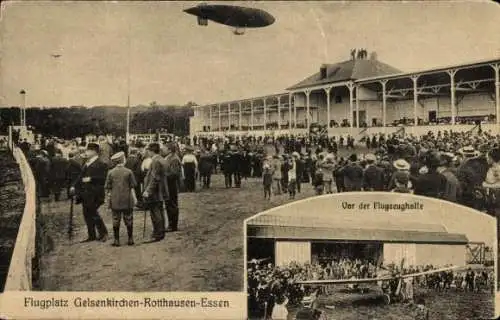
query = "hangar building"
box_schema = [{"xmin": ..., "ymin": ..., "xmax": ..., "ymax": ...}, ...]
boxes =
[{"xmin": 247, "ymin": 213, "xmax": 468, "ymax": 268}]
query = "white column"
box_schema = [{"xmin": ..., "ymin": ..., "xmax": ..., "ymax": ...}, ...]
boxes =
[
  {"xmin": 347, "ymin": 83, "xmax": 354, "ymax": 128},
  {"xmin": 288, "ymin": 93, "xmax": 293, "ymax": 130},
  {"xmin": 492, "ymin": 64, "xmax": 500, "ymax": 126},
  {"xmin": 324, "ymin": 87, "xmax": 331, "ymax": 128},
  {"xmin": 412, "ymin": 75, "xmax": 419, "ymax": 127},
  {"xmin": 305, "ymin": 90, "xmax": 311, "ymax": 128},
  {"xmin": 218, "ymin": 104, "xmax": 221, "ymax": 132},
  {"xmin": 227, "ymin": 104, "xmax": 231, "ymax": 131},
  {"xmin": 250, "ymin": 100, "xmax": 254, "ymax": 130},
  {"xmin": 238, "ymin": 102, "xmax": 242, "ymax": 130},
  {"xmin": 381, "ymin": 80, "xmax": 387, "ymax": 128},
  {"xmin": 293, "ymin": 93, "xmax": 297, "ymax": 128},
  {"xmin": 355, "ymin": 85, "xmax": 360, "ymax": 129},
  {"xmin": 447, "ymin": 69, "xmax": 457, "ymax": 125},
  {"xmin": 277, "ymin": 96, "xmax": 281, "ymax": 130},
  {"xmin": 209, "ymin": 106, "xmax": 213, "ymax": 131},
  {"xmin": 263, "ymin": 98, "xmax": 267, "ymax": 131}
]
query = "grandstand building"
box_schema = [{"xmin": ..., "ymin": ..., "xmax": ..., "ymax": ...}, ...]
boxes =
[{"xmin": 190, "ymin": 54, "xmax": 500, "ymax": 138}]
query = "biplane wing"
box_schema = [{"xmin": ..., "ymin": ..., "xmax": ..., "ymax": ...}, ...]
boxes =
[
  {"xmin": 296, "ymin": 265, "xmax": 465, "ymax": 286},
  {"xmin": 247, "ymin": 257, "xmax": 271, "ymax": 265}
]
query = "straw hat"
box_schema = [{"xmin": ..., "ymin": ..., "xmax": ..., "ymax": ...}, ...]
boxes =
[{"xmin": 393, "ymin": 159, "xmax": 410, "ymax": 171}]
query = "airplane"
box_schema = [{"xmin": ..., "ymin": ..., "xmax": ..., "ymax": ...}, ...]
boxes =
[
  {"xmin": 295, "ymin": 262, "xmax": 484, "ymax": 306},
  {"xmin": 51, "ymin": 54, "xmax": 62, "ymax": 58},
  {"xmin": 183, "ymin": 3, "xmax": 275, "ymax": 35},
  {"xmin": 247, "ymin": 257, "xmax": 271, "ymax": 265}
]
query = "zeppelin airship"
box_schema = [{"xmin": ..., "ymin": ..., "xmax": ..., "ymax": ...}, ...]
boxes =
[{"xmin": 184, "ymin": 3, "xmax": 275, "ymax": 35}]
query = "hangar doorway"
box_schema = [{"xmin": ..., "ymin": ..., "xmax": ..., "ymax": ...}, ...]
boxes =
[
  {"xmin": 311, "ymin": 241, "xmax": 383, "ymax": 266},
  {"xmin": 247, "ymin": 238, "xmax": 275, "ymax": 264}
]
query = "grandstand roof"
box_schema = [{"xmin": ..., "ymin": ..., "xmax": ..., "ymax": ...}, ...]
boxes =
[
  {"xmin": 247, "ymin": 214, "xmax": 468, "ymax": 244},
  {"xmin": 287, "ymin": 58, "xmax": 402, "ymax": 91}
]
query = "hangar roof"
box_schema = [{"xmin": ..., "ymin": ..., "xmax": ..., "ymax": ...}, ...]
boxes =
[
  {"xmin": 247, "ymin": 209, "xmax": 469, "ymax": 244},
  {"xmin": 247, "ymin": 224, "xmax": 468, "ymax": 244}
]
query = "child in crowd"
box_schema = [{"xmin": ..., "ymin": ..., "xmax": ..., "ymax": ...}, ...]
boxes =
[
  {"xmin": 392, "ymin": 171, "xmax": 412, "ymax": 193},
  {"xmin": 313, "ymin": 167, "xmax": 324, "ymax": 195}
]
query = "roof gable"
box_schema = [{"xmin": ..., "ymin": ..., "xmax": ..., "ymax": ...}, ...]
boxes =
[{"xmin": 287, "ymin": 58, "xmax": 402, "ymax": 91}]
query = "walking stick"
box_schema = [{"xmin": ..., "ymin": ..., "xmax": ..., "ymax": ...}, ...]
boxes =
[
  {"xmin": 143, "ymin": 208, "xmax": 147, "ymax": 239},
  {"xmin": 68, "ymin": 196, "xmax": 74, "ymax": 241}
]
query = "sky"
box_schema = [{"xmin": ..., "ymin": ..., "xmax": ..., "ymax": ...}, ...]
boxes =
[{"xmin": 0, "ymin": 1, "xmax": 499, "ymax": 108}]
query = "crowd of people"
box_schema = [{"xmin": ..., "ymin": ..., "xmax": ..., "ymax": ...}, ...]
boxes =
[
  {"xmin": 192, "ymin": 129, "xmax": 500, "ymax": 214},
  {"xmin": 16, "ymin": 127, "xmax": 500, "ymax": 246},
  {"xmin": 247, "ymin": 258, "xmax": 493, "ymax": 320},
  {"xmin": 18, "ymin": 135, "xmax": 191, "ymax": 246}
]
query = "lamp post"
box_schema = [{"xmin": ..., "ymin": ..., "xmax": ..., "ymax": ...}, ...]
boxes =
[{"xmin": 19, "ymin": 90, "xmax": 26, "ymax": 127}]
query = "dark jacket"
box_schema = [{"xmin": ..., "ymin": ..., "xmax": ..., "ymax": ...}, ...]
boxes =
[
  {"xmin": 74, "ymin": 158, "xmax": 108, "ymax": 206},
  {"xmin": 414, "ymin": 171, "xmax": 447, "ymax": 198},
  {"xmin": 198, "ymin": 154, "xmax": 214, "ymax": 175},
  {"xmin": 343, "ymin": 162, "xmax": 364, "ymax": 191},
  {"xmin": 363, "ymin": 165, "xmax": 385, "ymax": 191}
]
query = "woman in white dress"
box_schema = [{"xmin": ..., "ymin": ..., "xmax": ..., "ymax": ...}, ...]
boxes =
[{"xmin": 271, "ymin": 297, "xmax": 288, "ymax": 320}]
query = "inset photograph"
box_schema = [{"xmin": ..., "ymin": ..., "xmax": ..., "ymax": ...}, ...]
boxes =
[{"xmin": 245, "ymin": 193, "xmax": 495, "ymax": 320}]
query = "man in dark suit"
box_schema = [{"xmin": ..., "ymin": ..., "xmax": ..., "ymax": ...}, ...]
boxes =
[
  {"xmin": 343, "ymin": 154, "xmax": 363, "ymax": 191},
  {"xmin": 362, "ymin": 153, "xmax": 384, "ymax": 191},
  {"xmin": 198, "ymin": 149, "xmax": 214, "ymax": 189},
  {"xmin": 50, "ymin": 149, "xmax": 69, "ymax": 201},
  {"xmin": 295, "ymin": 155, "xmax": 305, "ymax": 193},
  {"xmin": 457, "ymin": 146, "xmax": 489, "ymax": 209},
  {"xmin": 142, "ymin": 143, "xmax": 168, "ymax": 241},
  {"xmin": 70, "ymin": 143, "xmax": 109, "ymax": 242},
  {"xmin": 414, "ymin": 152, "xmax": 447, "ymax": 199},
  {"xmin": 125, "ymin": 147, "xmax": 144, "ymax": 208},
  {"xmin": 164, "ymin": 143, "xmax": 181, "ymax": 232}
]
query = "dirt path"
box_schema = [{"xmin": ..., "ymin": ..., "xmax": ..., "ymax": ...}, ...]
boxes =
[{"xmin": 39, "ymin": 174, "xmax": 315, "ymax": 291}]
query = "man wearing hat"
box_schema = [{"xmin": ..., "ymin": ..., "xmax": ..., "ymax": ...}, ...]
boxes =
[
  {"xmin": 457, "ymin": 145, "xmax": 489, "ymax": 209},
  {"xmin": 221, "ymin": 150, "xmax": 234, "ymax": 188},
  {"xmin": 343, "ymin": 154, "xmax": 363, "ymax": 191},
  {"xmin": 414, "ymin": 151, "xmax": 447, "ymax": 198},
  {"xmin": 105, "ymin": 152, "xmax": 137, "ymax": 246},
  {"xmin": 437, "ymin": 152, "xmax": 461, "ymax": 202},
  {"xmin": 70, "ymin": 143, "xmax": 109, "ymax": 242},
  {"xmin": 50, "ymin": 149, "xmax": 69, "ymax": 201},
  {"xmin": 143, "ymin": 143, "xmax": 169, "ymax": 242},
  {"xmin": 362, "ymin": 153, "xmax": 384, "ymax": 191},
  {"xmin": 164, "ymin": 143, "xmax": 182, "ymax": 232}
]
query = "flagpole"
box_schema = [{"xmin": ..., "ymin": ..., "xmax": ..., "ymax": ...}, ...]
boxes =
[{"xmin": 126, "ymin": 22, "xmax": 132, "ymax": 144}]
